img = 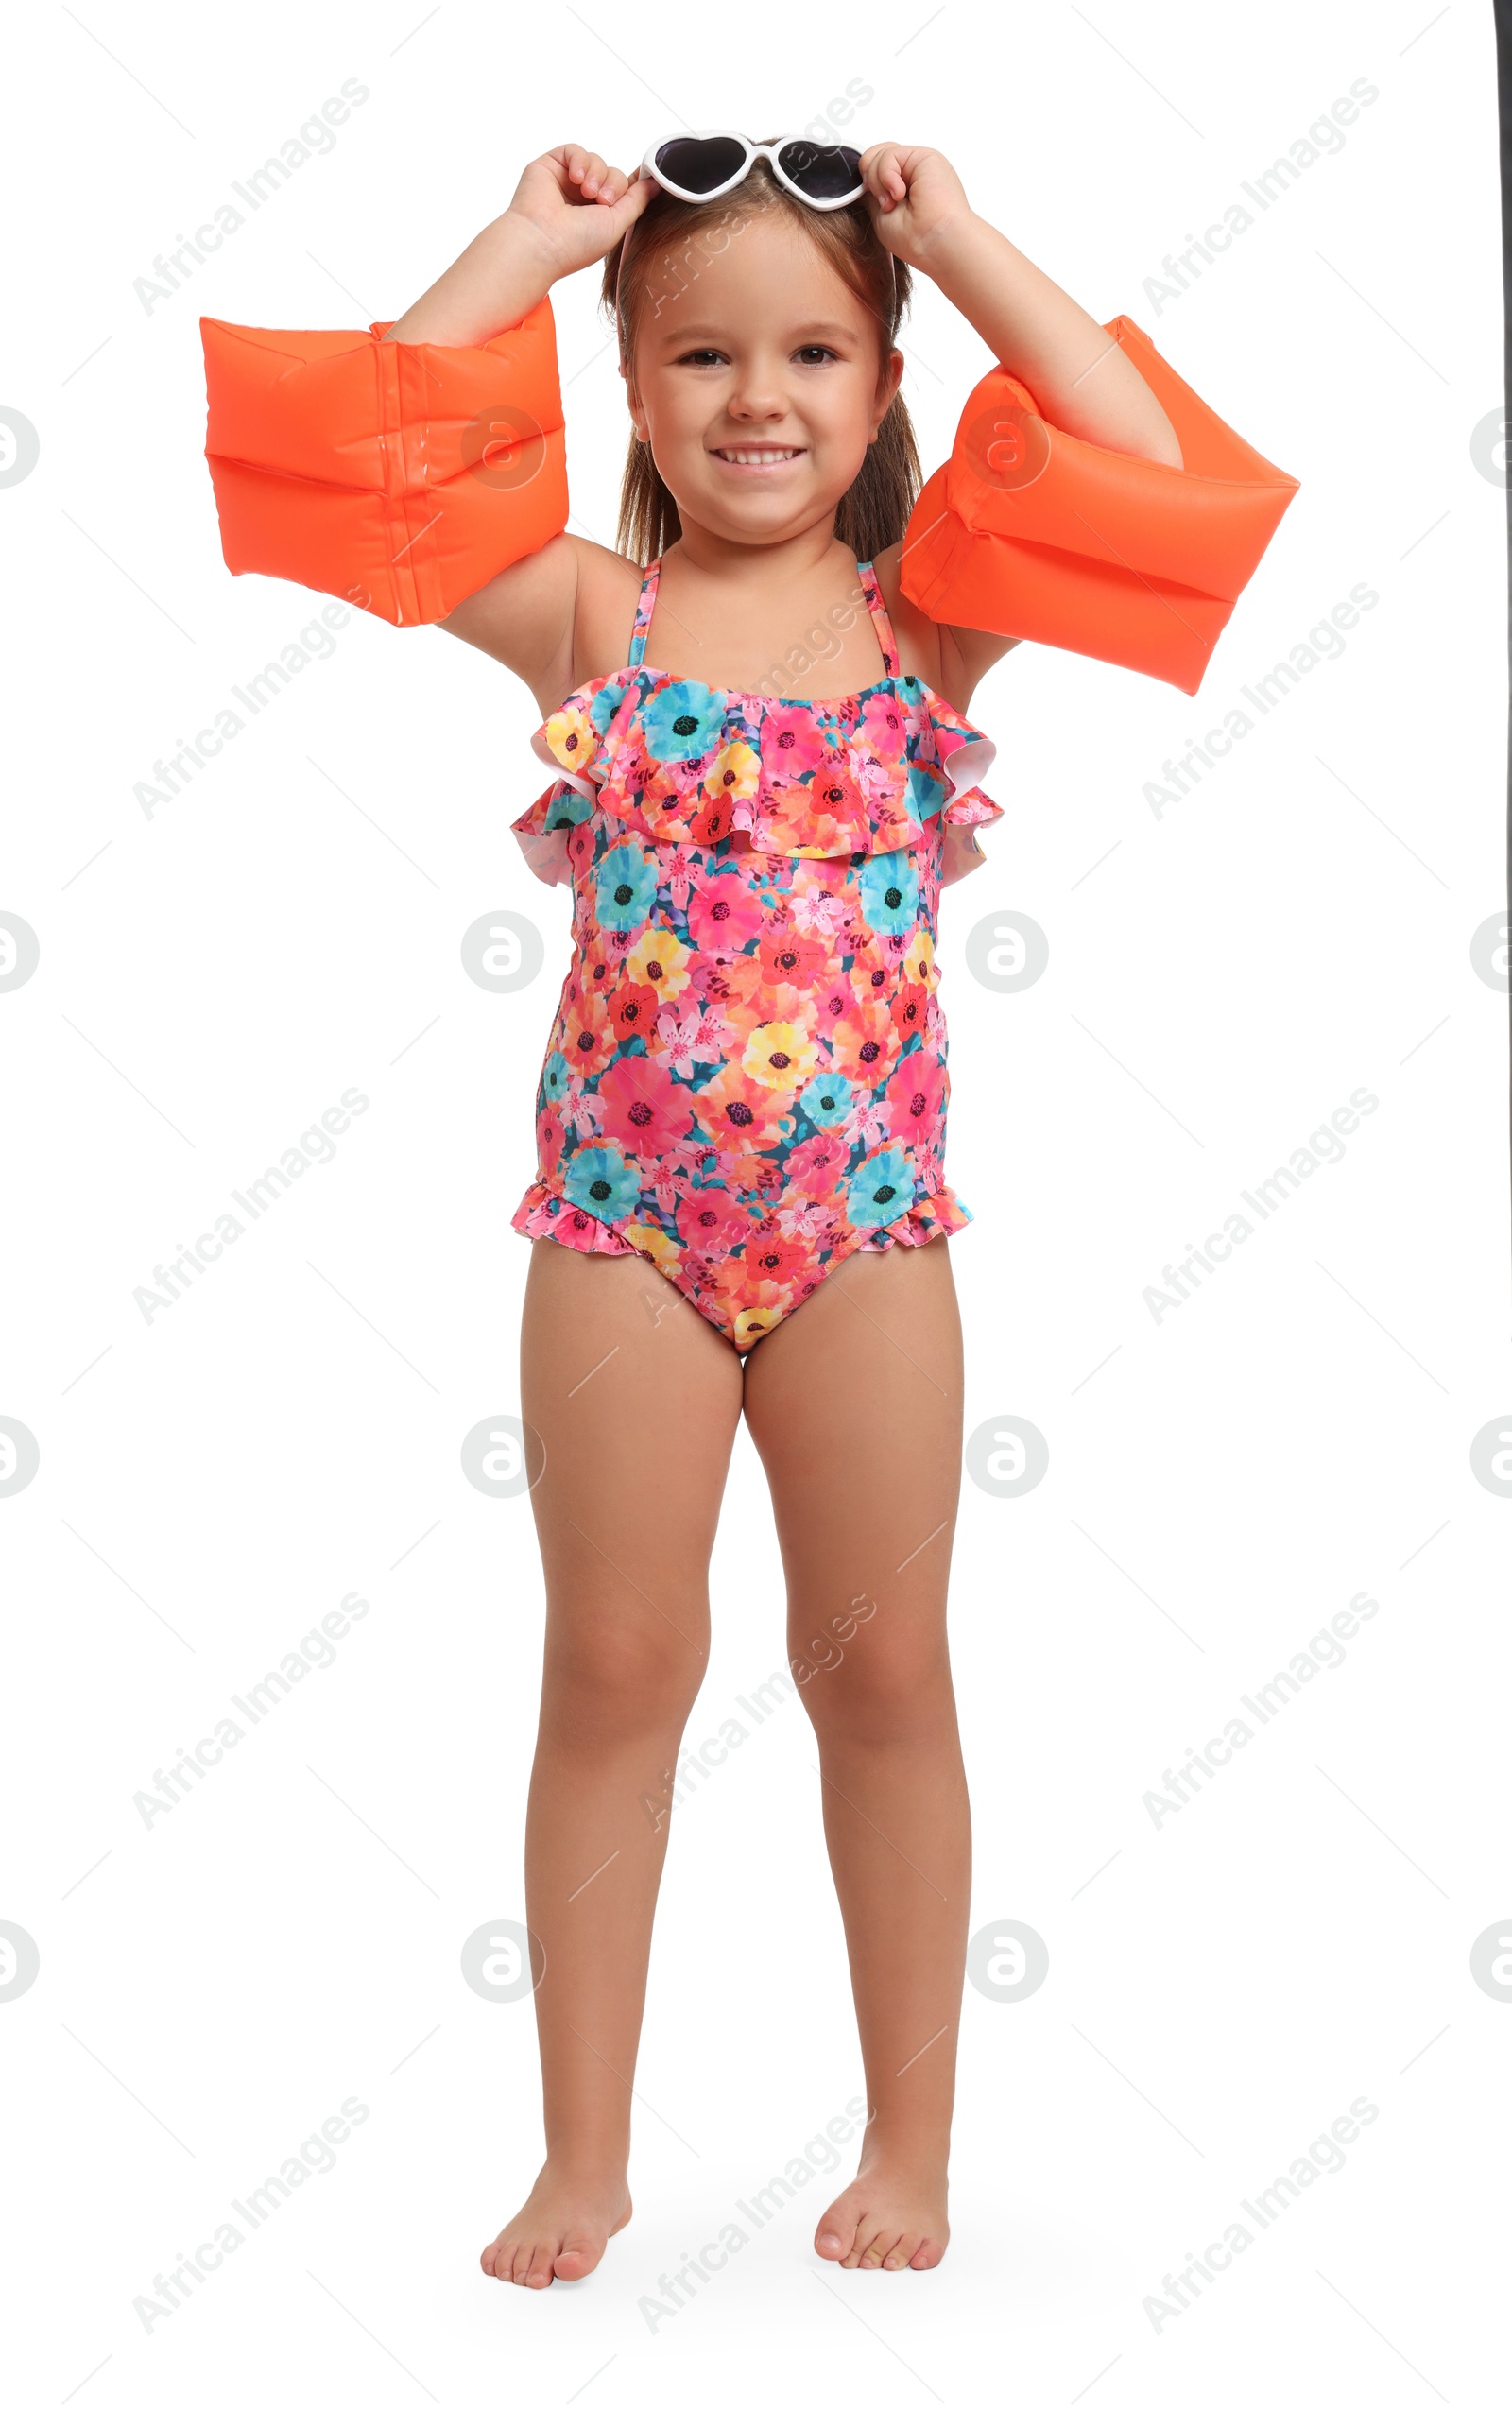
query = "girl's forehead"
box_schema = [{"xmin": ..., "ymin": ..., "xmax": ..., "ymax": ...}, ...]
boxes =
[{"xmin": 636, "ymin": 216, "xmax": 872, "ymax": 345}]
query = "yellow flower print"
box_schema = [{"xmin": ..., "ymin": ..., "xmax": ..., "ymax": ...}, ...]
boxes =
[
  {"xmin": 625, "ymin": 925, "xmax": 692, "ymax": 1002},
  {"xmin": 542, "ymin": 700, "xmax": 596, "ymax": 777},
  {"xmin": 742, "ymin": 1020, "xmax": 820, "ymax": 1090},
  {"xmin": 903, "ymin": 927, "xmax": 936, "ymax": 988},
  {"xmin": 700, "ymin": 736, "xmax": 761, "ymax": 808},
  {"xmin": 626, "ymin": 1221, "xmax": 683, "ymax": 1276},
  {"xmin": 733, "ymin": 1301, "xmax": 786, "ymax": 1348}
]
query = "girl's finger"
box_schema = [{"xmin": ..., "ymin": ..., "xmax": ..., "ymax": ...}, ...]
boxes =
[
  {"xmin": 609, "ymin": 172, "xmax": 653, "ymax": 230},
  {"xmin": 865, "ymin": 146, "xmax": 906, "ymax": 208},
  {"xmin": 580, "ymin": 151, "xmax": 610, "ymax": 197}
]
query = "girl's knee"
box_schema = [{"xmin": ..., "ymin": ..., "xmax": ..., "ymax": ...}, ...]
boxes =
[
  {"xmin": 543, "ymin": 1614, "xmax": 706, "ymax": 1741},
  {"xmin": 793, "ymin": 1625, "xmax": 955, "ymax": 1741}
]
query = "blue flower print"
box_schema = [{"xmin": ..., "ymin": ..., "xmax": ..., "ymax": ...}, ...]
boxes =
[
  {"xmin": 847, "ymin": 1145, "xmax": 918, "ymax": 1229},
  {"xmin": 590, "ymin": 676, "xmax": 630, "ymax": 735},
  {"xmin": 545, "ymin": 783, "xmax": 593, "ymax": 828},
  {"xmin": 858, "ymin": 849, "xmax": 919, "ymax": 936},
  {"xmin": 564, "ymin": 1144, "xmax": 642, "ymax": 1220},
  {"xmin": 595, "ymin": 842, "xmax": 659, "ymax": 932},
  {"xmin": 907, "ymin": 764, "xmax": 943, "ymax": 823},
  {"xmin": 540, "ymin": 1049, "xmax": 571, "ymax": 1108},
  {"xmin": 641, "ymin": 680, "xmax": 728, "ymax": 763},
  {"xmin": 799, "ymin": 1070, "xmax": 854, "ymax": 1128}
]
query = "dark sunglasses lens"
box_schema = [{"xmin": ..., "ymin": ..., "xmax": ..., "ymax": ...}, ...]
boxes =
[
  {"xmin": 654, "ymin": 136, "xmax": 747, "ymax": 194},
  {"xmin": 776, "ymin": 141, "xmax": 862, "ymax": 199}
]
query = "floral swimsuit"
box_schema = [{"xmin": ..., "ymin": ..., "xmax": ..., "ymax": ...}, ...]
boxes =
[{"xmin": 510, "ymin": 556, "xmax": 1002, "ymax": 1352}]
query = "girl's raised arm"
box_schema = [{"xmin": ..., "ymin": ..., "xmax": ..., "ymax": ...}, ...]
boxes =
[
  {"xmin": 199, "ymin": 147, "xmax": 648, "ymax": 712},
  {"xmin": 389, "ymin": 149, "xmax": 650, "ymax": 703},
  {"xmin": 386, "ymin": 146, "xmax": 644, "ymax": 347},
  {"xmin": 863, "ymin": 146, "xmax": 1297, "ymax": 700},
  {"xmin": 862, "ymin": 145, "xmax": 1182, "ymax": 469}
]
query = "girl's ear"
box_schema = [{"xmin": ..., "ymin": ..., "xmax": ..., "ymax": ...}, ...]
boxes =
[
  {"xmin": 874, "ymin": 343, "xmax": 906, "ymax": 427},
  {"xmin": 619, "ymin": 360, "xmax": 647, "ymax": 442}
]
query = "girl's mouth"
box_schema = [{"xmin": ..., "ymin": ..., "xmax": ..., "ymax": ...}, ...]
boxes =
[{"xmin": 710, "ymin": 446, "xmax": 806, "ymax": 471}]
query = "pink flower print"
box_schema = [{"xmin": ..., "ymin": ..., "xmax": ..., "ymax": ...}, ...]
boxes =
[
  {"xmin": 675, "ymin": 1189, "xmax": 754, "ymax": 1261},
  {"xmin": 883, "ymin": 1052, "xmax": 944, "ymax": 1147},
  {"xmin": 536, "ymin": 1109, "xmax": 565, "ymax": 1180},
  {"xmin": 788, "ymin": 876, "xmax": 850, "ymax": 941},
  {"xmin": 687, "ymin": 874, "xmax": 765, "ymax": 956},
  {"xmin": 596, "ymin": 1053, "xmax": 696, "ymax": 1155},
  {"xmin": 760, "ymin": 705, "xmax": 827, "ymax": 779},
  {"xmin": 649, "ymin": 1159, "xmax": 686, "ymax": 1214},
  {"xmin": 786, "ymin": 1128, "xmax": 850, "ymax": 1193},
  {"xmin": 656, "ymin": 998, "xmax": 727, "ymax": 1079},
  {"xmin": 776, "ymin": 1193, "xmax": 844, "ymax": 1246},
  {"xmin": 861, "ymin": 688, "xmax": 908, "ymax": 763}
]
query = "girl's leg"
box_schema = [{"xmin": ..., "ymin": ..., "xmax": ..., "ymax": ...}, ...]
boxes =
[
  {"xmin": 740, "ymin": 1237, "xmax": 969, "ymax": 2273},
  {"xmin": 482, "ymin": 1241, "xmax": 745, "ymax": 2287}
]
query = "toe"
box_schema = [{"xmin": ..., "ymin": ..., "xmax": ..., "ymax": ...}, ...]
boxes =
[
  {"xmin": 883, "ymin": 2230, "xmax": 921, "ymax": 2271},
  {"xmin": 858, "ymin": 2226, "xmax": 902, "ymax": 2270},
  {"xmin": 841, "ymin": 2214, "xmax": 886, "ymax": 2271},
  {"xmin": 909, "ymin": 2235, "xmax": 946, "ymax": 2270},
  {"xmin": 816, "ymin": 2202, "xmax": 856, "ymax": 2262},
  {"xmin": 553, "ymin": 2229, "xmax": 600, "ymax": 2281},
  {"xmin": 524, "ymin": 2242, "xmax": 557, "ymax": 2288}
]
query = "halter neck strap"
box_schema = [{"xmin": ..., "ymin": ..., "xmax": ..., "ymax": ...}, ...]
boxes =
[
  {"xmin": 626, "ymin": 554, "xmax": 900, "ymax": 680},
  {"xmin": 855, "ymin": 559, "xmax": 901, "ymax": 677},
  {"xmin": 627, "ymin": 557, "xmax": 661, "ymax": 667}
]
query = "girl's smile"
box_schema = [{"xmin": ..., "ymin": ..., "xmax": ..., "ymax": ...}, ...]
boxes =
[{"xmin": 709, "ymin": 443, "xmax": 808, "ymax": 470}]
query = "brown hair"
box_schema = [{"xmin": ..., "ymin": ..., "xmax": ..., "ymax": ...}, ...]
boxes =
[{"xmin": 600, "ymin": 156, "xmax": 920, "ymax": 567}]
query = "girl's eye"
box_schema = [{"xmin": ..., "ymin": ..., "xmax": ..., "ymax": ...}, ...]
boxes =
[
  {"xmin": 677, "ymin": 349, "xmax": 729, "ymax": 367},
  {"xmin": 795, "ymin": 345, "xmax": 838, "ymax": 364}
]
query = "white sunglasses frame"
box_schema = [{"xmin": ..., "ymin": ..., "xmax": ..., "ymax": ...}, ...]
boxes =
[{"xmin": 641, "ymin": 130, "xmax": 865, "ymax": 212}]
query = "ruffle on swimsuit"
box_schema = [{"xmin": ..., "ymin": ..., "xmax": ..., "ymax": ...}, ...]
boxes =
[
  {"xmin": 513, "ymin": 649, "xmax": 1001, "ymax": 890},
  {"xmin": 507, "ymin": 559, "xmax": 998, "ymax": 1351}
]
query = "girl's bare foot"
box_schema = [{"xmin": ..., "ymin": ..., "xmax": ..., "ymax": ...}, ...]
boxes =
[
  {"xmin": 480, "ymin": 2162, "xmax": 632, "ymax": 2287},
  {"xmin": 814, "ymin": 2151, "xmax": 949, "ymax": 2271}
]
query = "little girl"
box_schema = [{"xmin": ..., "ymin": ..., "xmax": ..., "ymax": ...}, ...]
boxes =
[{"xmin": 202, "ymin": 132, "xmax": 1294, "ymax": 2289}]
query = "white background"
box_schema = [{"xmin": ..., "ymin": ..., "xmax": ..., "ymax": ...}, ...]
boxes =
[{"xmin": 4, "ymin": 2, "xmax": 1508, "ymax": 2403}]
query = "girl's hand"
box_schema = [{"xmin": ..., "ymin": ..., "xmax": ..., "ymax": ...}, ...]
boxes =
[
  {"xmin": 857, "ymin": 145, "xmax": 972, "ymax": 268},
  {"xmin": 507, "ymin": 146, "xmax": 653, "ymax": 278}
]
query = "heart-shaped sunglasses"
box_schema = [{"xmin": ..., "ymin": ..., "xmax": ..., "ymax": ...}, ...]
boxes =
[{"xmin": 642, "ymin": 132, "xmax": 864, "ymax": 210}]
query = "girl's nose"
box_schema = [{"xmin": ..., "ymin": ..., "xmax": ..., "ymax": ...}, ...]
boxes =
[{"xmin": 721, "ymin": 354, "xmax": 794, "ymax": 423}]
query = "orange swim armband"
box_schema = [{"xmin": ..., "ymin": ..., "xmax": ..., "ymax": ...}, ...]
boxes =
[
  {"xmin": 900, "ymin": 317, "xmax": 1298, "ymax": 694},
  {"xmin": 199, "ymin": 299, "xmax": 567, "ymax": 626}
]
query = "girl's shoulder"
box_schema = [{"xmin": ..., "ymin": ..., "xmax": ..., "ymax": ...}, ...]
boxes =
[
  {"xmin": 570, "ymin": 537, "xmax": 646, "ymax": 687},
  {"xmin": 439, "ymin": 532, "xmax": 637, "ymax": 719},
  {"xmin": 868, "ymin": 541, "xmax": 1021, "ymax": 719}
]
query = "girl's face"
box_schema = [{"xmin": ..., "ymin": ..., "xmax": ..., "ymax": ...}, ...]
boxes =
[{"xmin": 624, "ymin": 211, "xmax": 903, "ymax": 546}]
